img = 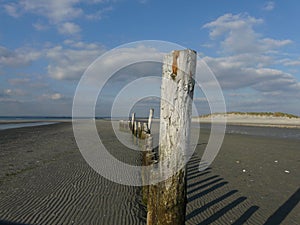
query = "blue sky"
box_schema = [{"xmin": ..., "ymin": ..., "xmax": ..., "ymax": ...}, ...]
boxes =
[{"xmin": 0, "ymin": 0, "xmax": 300, "ymax": 117}]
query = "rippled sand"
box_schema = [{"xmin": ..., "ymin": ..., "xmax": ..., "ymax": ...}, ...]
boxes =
[{"xmin": 0, "ymin": 121, "xmax": 299, "ymax": 224}]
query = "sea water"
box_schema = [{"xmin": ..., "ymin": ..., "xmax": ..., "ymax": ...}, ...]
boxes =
[
  {"xmin": 0, "ymin": 122, "xmax": 59, "ymax": 131},
  {"xmin": 197, "ymin": 123, "xmax": 300, "ymax": 140}
]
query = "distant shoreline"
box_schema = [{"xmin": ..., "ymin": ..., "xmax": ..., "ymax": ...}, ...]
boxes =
[
  {"xmin": 2, "ymin": 113, "xmax": 300, "ymax": 129},
  {"xmin": 193, "ymin": 112, "xmax": 300, "ymax": 129}
]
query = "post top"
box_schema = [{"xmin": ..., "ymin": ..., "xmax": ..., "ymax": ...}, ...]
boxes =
[{"xmin": 171, "ymin": 49, "xmax": 197, "ymax": 54}]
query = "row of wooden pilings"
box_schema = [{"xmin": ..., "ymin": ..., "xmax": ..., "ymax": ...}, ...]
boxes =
[
  {"xmin": 119, "ymin": 108, "xmax": 153, "ymax": 140},
  {"xmin": 119, "ymin": 109, "xmax": 157, "ymax": 223}
]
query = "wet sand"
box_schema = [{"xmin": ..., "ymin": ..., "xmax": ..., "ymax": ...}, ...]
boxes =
[
  {"xmin": 187, "ymin": 129, "xmax": 300, "ymax": 225},
  {"xmin": 0, "ymin": 122, "xmax": 146, "ymax": 225},
  {"xmin": 0, "ymin": 121, "xmax": 299, "ymax": 224}
]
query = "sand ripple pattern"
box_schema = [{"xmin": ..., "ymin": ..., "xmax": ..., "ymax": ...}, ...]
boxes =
[
  {"xmin": 0, "ymin": 122, "xmax": 146, "ymax": 225},
  {"xmin": 186, "ymin": 129, "xmax": 300, "ymax": 225},
  {"xmin": 1, "ymin": 121, "xmax": 299, "ymax": 224}
]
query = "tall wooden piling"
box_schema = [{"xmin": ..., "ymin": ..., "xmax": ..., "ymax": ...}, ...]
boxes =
[{"xmin": 147, "ymin": 49, "xmax": 196, "ymax": 225}]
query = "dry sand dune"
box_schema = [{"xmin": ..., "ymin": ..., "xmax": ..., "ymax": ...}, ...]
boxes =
[
  {"xmin": 196, "ymin": 113, "xmax": 300, "ymax": 128},
  {"xmin": 0, "ymin": 121, "xmax": 299, "ymax": 224}
]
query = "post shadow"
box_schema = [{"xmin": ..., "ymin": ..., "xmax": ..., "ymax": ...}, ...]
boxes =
[
  {"xmin": 264, "ymin": 187, "xmax": 300, "ymax": 225},
  {"xmin": 188, "ymin": 181, "xmax": 229, "ymax": 203},
  {"xmin": 187, "ymin": 178, "xmax": 224, "ymax": 195},
  {"xmin": 186, "ymin": 154, "xmax": 260, "ymax": 224},
  {"xmin": 186, "ymin": 190, "xmax": 238, "ymax": 221},
  {"xmin": 187, "ymin": 175, "xmax": 220, "ymax": 189},
  {"xmin": 0, "ymin": 220, "xmax": 30, "ymax": 225},
  {"xmin": 188, "ymin": 171, "xmax": 212, "ymax": 180},
  {"xmin": 188, "ymin": 169, "xmax": 211, "ymax": 177},
  {"xmin": 198, "ymin": 197, "xmax": 247, "ymax": 225},
  {"xmin": 232, "ymin": 206, "xmax": 260, "ymax": 225}
]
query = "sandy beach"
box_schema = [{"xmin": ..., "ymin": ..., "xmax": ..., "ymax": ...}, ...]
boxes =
[
  {"xmin": 187, "ymin": 129, "xmax": 300, "ymax": 225},
  {"xmin": 0, "ymin": 120, "xmax": 299, "ymax": 224},
  {"xmin": 196, "ymin": 114, "xmax": 300, "ymax": 128},
  {"xmin": 0, "ymin": 122, "xmax": 146, "ymax": 225}
]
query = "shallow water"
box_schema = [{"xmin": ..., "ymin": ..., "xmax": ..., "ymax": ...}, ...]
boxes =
[{"xmin": 0, "ymin": 122, "xmax": 58, "ymax": 131}]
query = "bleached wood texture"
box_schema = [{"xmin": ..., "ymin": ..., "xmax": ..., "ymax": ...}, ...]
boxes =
[
  {"xmin": 134, "ymin": 121, "xmax": 137, "ymax": 136},
  {"xmin": 147, "ymin": 49, "xmax": 196, "ymax": 225},
  {"xmin": 139, "ymin": 122, "xmax": 148, "ymax": 139},
  {"xmin": 148, "ymin": 108, "xmax": 154, "ymax": 133},
  {"xmin": 138, "ymin": 121, "xmax": 141, "ymax": 137}
]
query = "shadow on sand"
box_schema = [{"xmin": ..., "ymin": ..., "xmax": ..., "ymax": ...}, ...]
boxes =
[
  {"xmin": 0, "ymin": 221, "xmax": 31, "ymax": 225},
  {"xmin": 186, "ymin": 155, "xmax": 299, "ymax": 224},
  {"xmin": 264, "ymin": 187, "xmax": 300, "ymax": 225}
]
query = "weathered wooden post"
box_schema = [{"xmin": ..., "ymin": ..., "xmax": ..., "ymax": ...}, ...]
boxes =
[
  {"xmin": 147, "ymin": 49, "xmax": 196, "ymax": 225},
  {"xmin": 140, "ymin": 123, "xmax": 148, "ymax": 139},
  {"xmin": 138, "ymin": 121, "xmax": 142, "ymax": 138},
  {"xmin": 134, "ymin": 121, "xmax": 137, "ymax": 136},
  {"xmin": 148, "ymin": 108, "xmax": 154, "ymax": 133},
  {"xmin": 142, "ymin": 133, "xmax": 153, "ymax": 204},
  {"xmin": 131, "ymin": 112, "xmax": 135, "ymax": 133}
]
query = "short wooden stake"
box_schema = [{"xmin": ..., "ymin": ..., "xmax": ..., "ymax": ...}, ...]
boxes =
[
  {"xmin": 140, "ymin": 123, "xmax": 148, "ymax": 139},
  {"xmin": 134, "ymin": 121, "xmax": 137, "ymax": 136},
  {"xmin": 138, "ymin": 121, "xmax": 142, "ymax": 138},
  {"xmin": 131, "ymin": 112, "xmax": 135, "ymax": 133}
]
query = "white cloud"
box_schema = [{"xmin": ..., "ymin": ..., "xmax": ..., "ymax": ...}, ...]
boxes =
[
  {"xmin": 4, "ymin": 0, "xmax": 113, "ymax": 23},
  {"xmin": 8, "ymin": 78, "xmax": 49, "ymax": 90},
  {"xmin": 0, "ymin": 97, "xmax": 21, "ymax": 103},
  {"xmin": 4, "ymin": 0, "xmax": 82, "ymax": 23},
  {"xmin": 203, "ymin": 13, "xmax": 263, "ymax": 39},
  {"xmin": 0, "ymin": 41, "xmax": 106, "ymax": 80},
  {"xmin": 51, "ymin": 93, "xmax": 63, "ymax": 100},
  {"xmin": 283, "ymin": 59, "xmax": 300, "ymax": 67},
  {"xmin": 202, "ymin": 13, "xmax": 300, "ymax": 106},
  {"xmin": 263, "ymin": 2, "xmax": 275, "ymax": 11},
  {"xmin": 0, "ymin": 97, "xmax": 72, "ymax": 116},
  {"xmin": 3, "ymin": 3, "xmax": 20, "ymax": 18},
  {"xmin": 203, "ymin": 13, "xmax": 292, "ymax": 55},
  {"xmin": 0, "ymin": 45, "xmax": 41, "ymax": 68},
  {"xmin": 46, "ymin": 41, "xmax": 106, "ymax": 80},
  {"xmin": 33, "ymin": 22, "xmax": 49, "ymax": 31},
  {"xmin": 260, "ymin": 38, "xmax": 292, "ymax": 50},
  {"xmin": 3, "ymin": 0, "xmax": 114, "ymax": 37},
  {"xmin": 85, "ymin": 6, "xmax": 113, "ymax": 20},
  {"xmin": 4, "ymin": 88, "xmax": 27, "ymax": 96},
  {"xmin": 58, "ymin": 22, "xmax": 81, "ymax": 35},
  {"xmin": 8, "ymin": 78, "xmax": 31, "ymax": 86},
  {"xmin": 63, "ymin": 39, "xmax": 101, "ymax": 49},
  {"xmin": 203, "ymin": 55, "xmax": 300, "ymax": 94},
  {"xmin": 40, "ymin": 93, "xmax": 64, "ymax": 100}
]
